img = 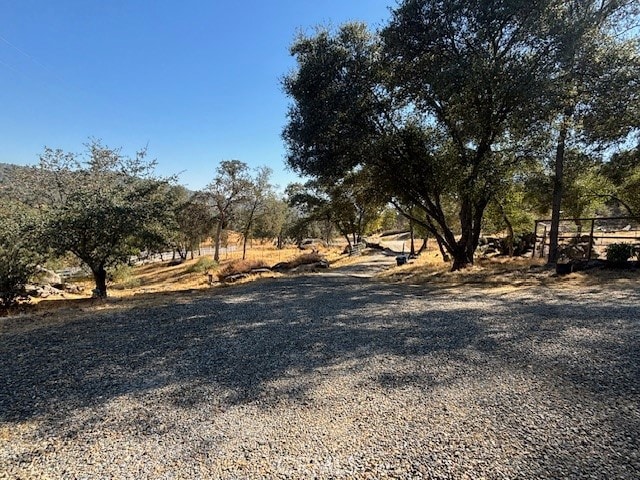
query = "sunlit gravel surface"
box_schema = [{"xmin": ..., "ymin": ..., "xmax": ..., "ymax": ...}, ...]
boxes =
[{"xmin": 1, "ymin": 264, "xmax": 639, "ymax": 479}]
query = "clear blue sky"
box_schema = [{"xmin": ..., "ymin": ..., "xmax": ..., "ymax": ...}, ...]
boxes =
[{"xmin": 0, "ymin": 0, "xmax": 394, "ymax": 191}]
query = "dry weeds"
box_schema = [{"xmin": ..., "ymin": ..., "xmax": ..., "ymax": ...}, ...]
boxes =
[
  {"xmin": 381, "ymin": 249, "xmax": 639, "ymax": 295},
  {"xmin": 9, "ymin": 240, "xmax": 637, "ymax": 320},
  {"xmin": 217, "ymin": 259, "xmax": 270, "ymax": 280}
]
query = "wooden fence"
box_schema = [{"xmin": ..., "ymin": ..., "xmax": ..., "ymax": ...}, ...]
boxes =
[{"xmin": 533, "ymin": 216, "xmax": 640, "ymax": 261}]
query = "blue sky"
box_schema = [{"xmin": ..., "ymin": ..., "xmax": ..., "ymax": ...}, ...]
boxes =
[{"xmin": 0, "ymin": 0, "xmax": 394, "ymax": 191}]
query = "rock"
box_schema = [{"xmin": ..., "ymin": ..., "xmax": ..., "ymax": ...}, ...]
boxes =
[
  {"xmin": 249, "ymin": 268, "xmax": 273, "ymax": 275},
  {"xmin": 291, "ymin": 261, "xmax": 329, "ymax": 273},
  {"xmin": 222, "ymin": 273, "xmax": 249, "ymax": 283},
  {"xmin": 62, "ymin": 283, "xmax": 84, "ymax": 294},
  {"xmin": 33, "ymin": 267, "xmax": 62, "ymax": 286},
  {"xmin": 271, "ymin": 262, "xmax": 291, "ymax": 272}
]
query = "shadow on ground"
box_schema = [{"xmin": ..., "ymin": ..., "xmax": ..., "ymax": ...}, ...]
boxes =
[
  {"xmin": 2, "ymin": 273, "xmax": 638, "ymax": 419},
  {"xmin": 2, "ymin": 271, "xmax": 639, "ymax": 476}
]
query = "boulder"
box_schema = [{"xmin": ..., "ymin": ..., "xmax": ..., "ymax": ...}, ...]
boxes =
[{"xmin": 33, "ymin": 267, "xmax": 62, "ymax": 286}]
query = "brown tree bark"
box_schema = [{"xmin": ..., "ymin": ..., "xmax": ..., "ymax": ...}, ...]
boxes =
[
  {"xmin": 214, "ymin": 217, "xmax": 223, "ymax": 262},
  {"xmin": 498, "ymin": 202, "xmax": 515, "ymax": 257},
  {"xmin": 92, "ymin": 265, "xmax": 107, "ymax": 298},
  {"xmin": 548, "ymin": 117, "xmax": 569, "ymax": 264}
]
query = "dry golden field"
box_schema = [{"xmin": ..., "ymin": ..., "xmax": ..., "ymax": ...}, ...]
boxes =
[{"xmin": 7, "ymin": 236, "xmax": 638, "ymax": 319}]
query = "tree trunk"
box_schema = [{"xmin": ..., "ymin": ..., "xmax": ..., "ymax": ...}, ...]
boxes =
[
  {"xmin": 214, "ymin": 219, "xmax": 223, "ymax": 262},
  {"xmin": 344, "ymin": 234, "xmax": 352, "ymax": 250},
  {"xmin": 436, "ymin": 236, "xmax": 450, "ymax": 262},
  {"xmin": 498, "ymin": 202, "xmax": 515, "ymax": 257},
  {"xmin": 92, "ymin": 265, "xmax": 107, "ymax": 298},
  {"xmin": 451, "ymin": 199, "xmax": 475, "ymax": 271},
  {"xmin": 548, "ymin": 119, "xmax": 568, "ymax": 265},
  {"xmin": 242, "ymin": 233, "xmax": 249, "ymax": 260},
  {"xmin": 409, "ymin": 219, "xmax": 416, "ymax": 256},
  {"xmin": 451, "ymin": 245, "xmax": 474, "ymax": 271},
  {"xmin": 417, "ymin": 237, "xmax": 428, "ymax": 255}
]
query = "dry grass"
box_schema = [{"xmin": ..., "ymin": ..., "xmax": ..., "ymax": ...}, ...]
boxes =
[
  {"xmin": 9, "ymin": 237, "xmax": 637, "ymax": 319},
  {"xmin": 217, "ymin": 259, "xmax": 269, "ymax": 280},
  {"xmin": 272, "ymin": 252, "xmax": 326, "ymax": 270},
  {"xmin": 380, "ymin": 249, "xmax": 639, "ymax": 294},
  {"xmin": 7, "ymin": 243, "xmax": 347, "ymax": 316}
]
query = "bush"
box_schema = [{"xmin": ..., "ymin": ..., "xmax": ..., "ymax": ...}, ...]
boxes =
[
  {"xmin": 606, "ymin": 243, "xmax": 634, "ymax": 265},
  {"xmin": 217, "ymin": 259, "xmax": 269, "ymax": 280},
  {"xmin": 187, "ymin": 257, "xmax": 218, "ymax": 273},
  {"xmin": 0, "ymin": 206, "xmax": 42, "ymax": 308},
  {"xmin": 109, "ymin": 264, "xmax": 141, "ymax": 289},
  {"xmin": 0, "ymin": 250, "xmax": 33, "ymax": 307},
  {"xmin": 287, "ymin": 252, "xmax": 325, "ymax": 268}
]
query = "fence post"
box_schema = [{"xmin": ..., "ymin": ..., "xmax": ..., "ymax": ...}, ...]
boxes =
[
  {"xmin": 532, "ymin": 221, "xmax": 539, "ymax": 258},
  {"xmin": 540, "ymin": 224, "xmax": 548, "ymax": 259},
  {"xmin": 586, "ymin": 218, "xmax": 595, "ymax": 260}
]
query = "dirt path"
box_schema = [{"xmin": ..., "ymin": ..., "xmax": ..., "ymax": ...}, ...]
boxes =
[{"xmin": 327, "ymin": 250, "xmax": 400, "ymax": 278}]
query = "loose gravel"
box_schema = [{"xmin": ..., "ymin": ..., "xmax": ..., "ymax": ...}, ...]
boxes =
[{"xmin": 1, "ymin": 260, "xmax": 639, "ymax": 479}]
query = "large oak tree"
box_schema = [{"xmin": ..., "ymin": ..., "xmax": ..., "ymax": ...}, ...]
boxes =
[{"xmin": 284, "ymin": 1, "xmax": 554, "ymax": 270}]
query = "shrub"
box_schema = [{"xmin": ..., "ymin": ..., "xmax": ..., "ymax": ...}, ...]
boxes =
[
  {"xmin": 217, "ymin": 259, "xmax": 269, "ymax": 280},
  {"xmin": 187, "ymin": 257, "xmax": 218, "ymax": 273},
  {"xmin": 0, "ymin": 206, "xmax": 42, "ymax": 308},
  {"xmin": 606, "ymin": 243, "xmax": 634, "ymax": 265},
  {"xmin": 288, "ymin": 252, "xmax": 324, "ymax": 268},
  {"xmin": 109, "ymin": 264, "xmax": 141, "ymax": 289},
  {"xmin": 0, "ymin": 249, "xmax": 33, "ymax": 308}
]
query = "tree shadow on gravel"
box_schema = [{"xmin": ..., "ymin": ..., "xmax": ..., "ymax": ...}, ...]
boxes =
[{"xmin": 1, "ymin": 275, "xmax": 638, "ymax": 433}]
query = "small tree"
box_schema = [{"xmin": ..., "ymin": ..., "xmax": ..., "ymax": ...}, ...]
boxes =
[
  {"xmin": 253, "ymin": 194, "xmax": 292, "ymax": 248},
  {"xmin": 26, "ymin": 140, "xmax": 175, "ymax": 297},
  {"xmin": 237, "ymin": 166, "xmax": 273, "ymax": 259},
  {"xmin": 170, "ymin": 188, "xmax": 216, "ymax": 260},
  {"xmin": 205, "ymin": 160, "xmax": 251, "ymax": 262}
]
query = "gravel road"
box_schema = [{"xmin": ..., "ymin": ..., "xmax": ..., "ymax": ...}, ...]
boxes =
[{"xmin": 1, "ymin": 257, "xmax": 639, "ymax": 479}]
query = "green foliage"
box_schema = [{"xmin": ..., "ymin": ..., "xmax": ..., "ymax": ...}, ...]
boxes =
[
  {"xmin": 109, "ymin": 264, "xmax": 141, "ymax": 289},
  {"xmin": 602, "ymin": 146, "xmax": 640, "ymax": 216},
  {"xmin": 187, "ymin": 257, "xmax": 218, "ymax": 273},
  {"xmin": 18, "ymin": 140, "xmax": 176, "ymax": 297},
  {"xmin": 43, "ymin": 253, "xmax": 80, "ymax": 272},
  {"xmin": 205, "ymin": 160, "xmax": 252, "ymax": 261},
  {"xmin": 0, "ymin": 203, "xmax": 43, "ymax": 307},
  {"xmin": 284, "ymin": 3, "xmax": 557, "ymax": 270},
  {"xmin": 286, "ymin": 169, "xmax": 385, "ymax": 247},
  {"xmin": 170, "ymin": 187, "xmax": 216, "ymax": 260},
  {"xmin": 562, "ymin": 151, "xmax": 613, "ymax": 219},
  {"xmin": 252, "ymin": 195, "xmax": 291, "ymax": 245},
  {"xmin": 606, "ymin": 243, "xmax": 635, "ymax": 264}
]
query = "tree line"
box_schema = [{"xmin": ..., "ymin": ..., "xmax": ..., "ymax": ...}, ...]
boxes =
[{"xmin": 0, "ymin": 139, "xmax": 395, "ymax": 305}]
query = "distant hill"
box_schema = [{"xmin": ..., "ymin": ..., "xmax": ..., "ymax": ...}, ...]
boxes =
[{"xmin": 0, "ymin": 162, "xmax": 30, "ymax": 184}]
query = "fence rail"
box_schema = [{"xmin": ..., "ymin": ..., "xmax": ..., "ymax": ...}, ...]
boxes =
[{"xmin": 533, "ymin": 217, "xmax": 640, "ymax": 261}]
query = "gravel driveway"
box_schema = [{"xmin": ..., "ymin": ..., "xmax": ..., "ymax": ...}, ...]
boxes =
[{"xmin": 1, "ymin": 259, "xmax": 639, "ymax": 479}]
